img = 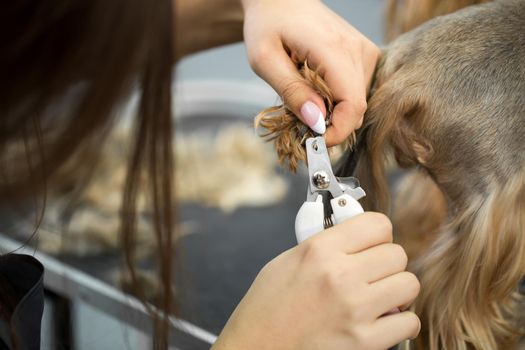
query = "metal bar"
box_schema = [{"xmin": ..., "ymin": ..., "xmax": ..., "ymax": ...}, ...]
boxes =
[{"xmin": 0, "ymin": 234, "xmax": 217, "ymax": 348}]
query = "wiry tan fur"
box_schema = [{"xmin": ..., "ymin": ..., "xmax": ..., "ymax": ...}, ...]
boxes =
[
  {"xmin": 384, "ymin": 0, "xmax": 491, "ymax": 42},
  {"xmin": 255, "ymin": 0, "xmax": 525, "ymax": 349},
  {"xmin": 391, "ymin": 171, "xmax": 447, "ymax": 261},
  {"xmin": 384, "ymin": 0, "xmax": 495, "ymax": 266},
  {"xmin": 255, "ymin": 61, "xmax": 355, "ymax": 172}
]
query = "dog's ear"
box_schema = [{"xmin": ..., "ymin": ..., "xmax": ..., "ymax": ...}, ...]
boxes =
[{"xmin": 354, "ymin": 57, "xmax": 430, "ymax": 212}]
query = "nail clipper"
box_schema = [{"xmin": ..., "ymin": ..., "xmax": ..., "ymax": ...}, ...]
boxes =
[{"xmin": 295, "ymin": 136, "xmax": 366, "ymax": 243}]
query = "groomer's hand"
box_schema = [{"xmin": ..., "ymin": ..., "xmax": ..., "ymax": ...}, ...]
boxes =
[
  {"xmin": 242, "ymin": 0, "xmax": 379, "ymax": 146},
  {"xmin": 212, "ymin": 213, "xmax": 421, "ymax": 350}
]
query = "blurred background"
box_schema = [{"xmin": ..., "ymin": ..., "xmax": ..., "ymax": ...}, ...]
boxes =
[{"xmin": 0, "ymin": 1, "xmax": 385, "ymax": 349}]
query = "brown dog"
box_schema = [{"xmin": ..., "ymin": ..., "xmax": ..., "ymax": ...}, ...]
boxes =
[{"xmin": 257, "ymin": 1, "xmax": 525, "ymax": 349}]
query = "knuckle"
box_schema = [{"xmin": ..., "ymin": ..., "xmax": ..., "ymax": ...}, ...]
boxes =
[
  {"xmin": 390, "ymin": 243, "xmax": 408, "ymax": 269},
  {"xmin": 300, "ymin": 238, "xmax": 326, "ymax": 264},
  {"xmin": 280, "ymin": 79, "xmax": 305, "ymax": 106},
  {"xmin": 354, "ymin": 115, "xmax": 364, "ymax": 130},
  {"xmin": 404, "ymin": 272, "xmax": 421, "ymax": 298},
  {"xmin": 366, "ymin": 212, "xmax": 393, "ymax": 242},
  {"xmin": 248, "ymin": 43, "xmax": 272, "ymax": 70},
  {"xmin": 247, "ymin": 53, "xmax": 259, "ymax": 72},
  {"xmin": 322, "ymin": 267, "xmax": 341, "ymax": 291},
  {"xmin": 353, "ymin": 98, "xmax": 368, "ymax": 117},
  {"xmin": 345, "ymin": 325, "xmax": 370, "ymax": 349}
]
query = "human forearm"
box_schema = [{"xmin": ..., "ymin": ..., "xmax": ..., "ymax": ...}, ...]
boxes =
[{"xmin": 174, "ymin": 0, "xmax": 244, "ymax": 59}]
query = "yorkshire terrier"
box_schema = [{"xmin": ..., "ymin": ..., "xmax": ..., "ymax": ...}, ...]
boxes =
[{"xmin": 256, "ymin": 1, "xmax": 525, "ymax": 349}]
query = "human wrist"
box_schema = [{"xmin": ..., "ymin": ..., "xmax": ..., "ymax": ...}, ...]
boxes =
[
  {"xmin": 211, "ymin": 305, "xmax": 266, "ymax": 350},
  {"xmin": 211, "ymin": 277, "xmax": 298, "ymax": 350}
]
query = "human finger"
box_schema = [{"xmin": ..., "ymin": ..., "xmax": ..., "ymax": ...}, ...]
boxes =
[
  {"xmin": 322, "ymin": 38, "xmax": 379, "ymax": 146},
  {"xmin": 313, "ymin": 212, "xmax": 393, "ymax": 254},
  {"xmin": 352, "ymin": 243, "xmax": 408, "ymax": 283},
  {"xmin": 368, "ymin": 271, "xmax": 420, "ymax": 318},
  {"xmin": 369, "ymin": 311, "xmax": 421, "ymax": 349},
  {"xmin": 250, "ymin": 42, "xmax": 327, "ymax": 134},
  {"xmin": 322, "ymin": 60, "xmax": 368, "ymax": 146}
]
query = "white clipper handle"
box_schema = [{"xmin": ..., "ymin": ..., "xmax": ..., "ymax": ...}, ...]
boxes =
[
  {"xmin": 295, "ymin": 195, "xmax": 324, "ymax": 243},
  {"xmin": 330, "ymin": 194, "xmax": 364, "ymax": 224}
]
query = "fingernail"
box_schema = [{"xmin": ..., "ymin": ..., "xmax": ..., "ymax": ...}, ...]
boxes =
[{"xmin": 300, "ymin": 101, "xmax": 326, "ymax": 135}]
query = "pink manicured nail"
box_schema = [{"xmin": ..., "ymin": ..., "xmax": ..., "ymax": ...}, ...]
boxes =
[{"xmin": 300, "ymin": 101, "xmax": 326, "ymax": 135}]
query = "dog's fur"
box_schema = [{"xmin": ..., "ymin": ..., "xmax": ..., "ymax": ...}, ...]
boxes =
[
  {"xmin": 256, "ymin": 1, "xmax": 525, "ymax": 349},
  {"xmin": 384, "ymin": 0, "xmax": 492, "ymax": 42}
]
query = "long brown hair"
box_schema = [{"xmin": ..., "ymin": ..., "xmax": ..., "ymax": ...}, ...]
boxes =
[{"xmin": 1, "ymin": 0, "xmax": 176, "ymax": 347}]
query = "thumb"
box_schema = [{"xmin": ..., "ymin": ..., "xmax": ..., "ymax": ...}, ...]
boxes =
[{"xmin": 252, "ymin": 44, "xmax": 327, "ymax": 134}]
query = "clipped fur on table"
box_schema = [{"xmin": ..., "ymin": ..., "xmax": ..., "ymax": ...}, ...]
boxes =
[
  {"xmin": 255, "ymin": 1, "xmax": 525, "ymax": 349},
  {"xmin": 175, "ymin": 124, "xmax": 288, "ymax": 212},
  {"xmin": 34, "ymin": 122, "xmax": 286, "ymax": 256}
]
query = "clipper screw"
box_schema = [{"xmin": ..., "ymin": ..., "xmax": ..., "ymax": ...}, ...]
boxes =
[{"xmin": 313, "ymin": 171, "xmax": 330, "ymax": 189}]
